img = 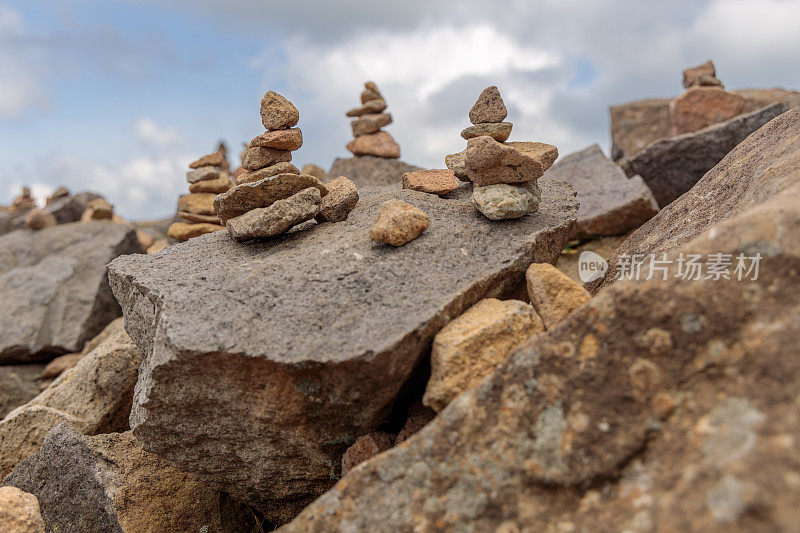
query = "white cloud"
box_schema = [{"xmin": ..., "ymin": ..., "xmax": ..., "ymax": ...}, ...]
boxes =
[
  {"xmin": 0, "ymin": 6, "xmax": 49, "ymax": 120},
  {"xmin": 134, "ymin": 117, "xmax": 182, "ymax": 148}
]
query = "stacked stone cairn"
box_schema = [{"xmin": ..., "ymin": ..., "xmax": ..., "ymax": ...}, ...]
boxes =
[
  {"xmin": 345, "ymin": 82, "xmax": 400, "ymax": 159},
  {"xmin": 10, "ymin": 187, "xmax": 35, "ymax": 211},
  {"xmin": 167, "ymin": 148, "xmax": 231, "ymax": 241},
  {"xmin": 446, "ymin": 86, "xmax": 558, "ymax": 220},
  {"xmin": 214, "ymin": 91, "xmax": 360, "ymax": 241},
  {"xmin": 671, "ymin": 60, "xmax": 745, "ymax": 135}
]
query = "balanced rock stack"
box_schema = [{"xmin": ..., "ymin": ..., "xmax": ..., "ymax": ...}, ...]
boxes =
[
  {"xmin": 214, "ymin": 90, "xmax": 358, "ymax": 241},
  {"xmin": 447, "ymin": 86, "xmax": 558, "ymax": 220},
  {"xmin": 671, "ymin": 60, "xmax": 745, "ymax": 135},
  {"xmin": 167, "ymin": 149, "xmax": 231, "ymax": 241},
  {"xmin": 345, "ymin": 82, "xmax": 400, "ymax": 159},
  {"xmin": 11, "ymin": 187, "xmax": 35, "ymax": 211}
]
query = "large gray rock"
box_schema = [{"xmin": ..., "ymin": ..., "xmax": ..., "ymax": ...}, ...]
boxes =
[
  {"xmin": 0, "ymin": 192, "xmax": 101, "ymax": 237},
  {"xmin": 544, "ymin": 144, "xmax": 659, "ymax": 237},
  {"xmin": 107, "ymin": 181, "xmax": 579, "ymax": 524},
  {"xmin": 3, "ymin": 425, "xmax": 252, "ymax": 532},
  {"xmin": 282, "ymin": 180, "xmax": 800, "ymax": 533},
  {"xmin": 0, "ymin": 364, "xmax": 45, "ymax": 419},
  {"xmin": 328, "ymin": 155, "xmax": 422, "ymax": 187},
  {"xmin": 0, "ymin": 221, "xmax": 141, "ymax": 363},
  {"xmin": 619, "ymin": 103, "xmax": 785, "ymax": 207},
  {"xmin": 0, "ymin": 318, "xmax": 141, "ymax": 477}
]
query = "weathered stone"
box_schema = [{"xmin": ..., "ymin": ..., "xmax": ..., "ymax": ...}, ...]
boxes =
[
  {"xmin": 352, "ymin": 113, "xmax": 392, "ymax": 137},
  {"xmin": 543, "ymin": 144, "xmax": 658, "ymax": 237},
  {"xmin": 146, "ymin": 239, "xmax": 169, "ymax": 255},
  {"xmin": 472, "ymin": 182, "xmax": 541, "ymax": 220},
  {"xmin": 596, "ymin": 104, "xmax": 800, "ymax": 293},
  {"xmin": 0, "ymin": 319, "xmax": 141, "ymax": 477},
  {"xmin": 733, "ymin": 87, "xmax": 800, "ymax": 114},
  {"xmin": 395, "ymin": 401, "xmax": 436, "ymax": 443},
  {"xmin": 346, "ymin": 131, "xmax": 400, "ymax": 158},
  {"xmin": 445, "ymin": 150, "xmax": 469, "ymax": 181},
  {"xmin": 3, "ymin": 425, "xmax": 251, "ymax": 532},
  {"xmin": 177, "ymin": 211, "xmax": 221, "ymax": 224},
  {"xmin": 346, "ymin": 99, "xmax": 387, "ymax": 117},
  {"xmin": 369, "ymin": 199, "xmax": 429, "ymax": 246},
  {"xmin": 316, "ymin": 176, "xmax": 359, "ymax": 223},
  {"xmin": 461, "ymin": 121, "xmax": 512, "ymax": 142},
  {"xmin": 469, "ymin": 86, "xmax": 507, "ymax": 124},
  {"xmin": 106, "ymin": 182, "xmax": 579, "ymax": 523},
  {"xmin": 0, "ymin": 365, "xmax": 45, "ymax": 419},
  {"xmin": 328, "ymin": 156, "xmax": 422, "ymax": 187},
  {"xmin": 300, "ymin": 164, "xmax": 326, "ymax": 180},
  {"xmin": 0, "ymin": 486, "xmax": 44, "ymax": 533},
  {"xmin": 465, "ymin": 137, "xmax": 558, "ymax": 186},
  {"xmin": 186, "ymin": 165, "xmax": 220, "ymax": 184},
  {"xmin": 167, "ymin": 221, "xmax": 225, "ymax": 241},
  {"xmin": 214, "ymin": 173, "xmax": 328, "ymax": 223},
  {"xmin": 671, "ymin": 87, "xmax": 746, "ymax": 135},
  {"xmin": 188, "ymin": 174, "xmax": 231, "ymax": 194},
  {"xmin": 526, "ymin": 263, "xmax": 591, "ymax": 329},
  {"xmin": 177, "ymin": 193, "xmax": 216, "ymax": 215},
  {"xmin": 24, "ymin": 209, "xmax": 56, "ymax": 230},
  {"xmin": 282, "ymin": 182, "xmax": 800, "ymax": 533},
  {"xmin": 620, "ymin": 103, "xmax": 785, "ymax": 207},
  {"xmin": 610, "ymin": 97, "xmax": 674, "ymax": 161},
  {"xmin": 236, "ymin": 162, "xmax": 300, "ymax": 185},
  {"xmin": 226, "ymin": 187, "xmax": 321, "ymax": 241},
  {"xmin": 81, "ymin": 198, "xmax": 113, "ymax": 221},
  {"xmin": 341, "ymin": 432, "xmax": 394, "ymax": 475},
  {"xmin": 361, "ymin": 87, "xmax": 382, "ymax": 104},
  {"xmin": 250, "ymin": 128, "xmax": 303, "ymax": 151},
  {"xmin": 45, "ymin": 187, "xmax": 69, "ymax": 205},
  {"xmin": 422, "ymin": 298, "xmax": 544, "ymax": 412},
  {"xmin": 683, "ymin": 60, "xmax": 722, "ymax": 89},
  {"xmin": 41, "ymin": 353, "xmax": 82, "ymax": 379},
  {"xmin": 260, "ymin": 90, "xmax": 299, "ymax": 131},
  {"xmin": 189, "ymin": 152, "xmax": 225, "ymax": 169},
  {"xmin": 241, "ymin": 146, "xmax": 292, "ymax": 171},
  {"xmin": 0, "ymin": 222, "xmax": 140, "ymax": 363},
  {"xmin": 402, "ymin": 169, "xmax": 459, "ymax": 196}
]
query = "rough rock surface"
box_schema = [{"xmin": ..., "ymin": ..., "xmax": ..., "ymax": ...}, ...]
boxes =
[
  {"xmin": 472, "ymin": 182, "xmax": 541, "ymax": 220},
  {"xmin": 422, "ymin": 298, "xmax": 544, "ymax": 412},
  {"xmin": 346, "ymin": 131, "xmax": 400, "ymax": 158},
  {"xmin": 0, "ymin": 318, "xmax": 141, "ymax": 477},
  {"xmin": 401, "ymin": 169, "xmax": 459, "ymax": 196},
  {"xmin": 671, "ymin": 87, "xmax": 745, "ymax": 135},
  {"xmin": 166, "ymin": 221, "xmax": 225, "ymax": 240},
  {"xmin": 226, "ymin": 187, "xmax": 321, "ymax": 241},
  {"xmin": 682, "ymin": 59, "xmax": 721, "ymax": 88},
  {"xmin": 0, "ymin": 192, "xmax": 101, "ymax": 237},
  {"xmin": 465, "ymin": 138, "xmax": 557, "ymax": 186},
  {"xmin": 241, "ymin": 146, "xmax": 292, "ymax": 171},
  {"xmin": 610, "ymin": 97, "xmax": 675, "ymax": 161},
  {"xmin": 316, "ymin": 177, "xmax": 359, "ymax": 223},
  {"xmin": 236, "ymin": 162, "xmax": 301, "ymax": 185},
  {"xmin": 460, "ymin": 122, "xmax": 512, "ymax": 142},
  {"xmin": 300, "ymin": 164, "xmax": 326, "ymax": 179},
  {"xmin": 445, "ymin": 150, "xmax": 469, "ymax": 181},
  {"xmin": 3, "ymin": 425, "xmax": 251, "ymax": 533},
  {"xmin": 469, "ymin": 86, "xmax": 507, "ymax": 124},
  {"xmin": 620, "ymin": 102, "xmax": 785, "ymax": 207},
  {"xmin": 281, "ymin": 180, "xmax": 800, "ymax": 533},
  {"xmin": 328, "ymin": 156, "xmax": 422, "ymax": 187},
  {"xmin": 186, "ymin": 166, "xmax": 220, "ymax": 184},
  {"xmin": 260, "ymin": 90, "xmax": 299, "ymax": 131},
  {"xmin": 0, "ymin": 486, "xmax": 45, "ymax": 533},
  {"xmin": 41, "ymin": 353, "xmax": 82, "ymax": 379},
  {"xmin": 526, "ymin": 263, "xmax": 592, "ymax": 329},
  {"xmin": 596, "ymin": 104, "xmax": 800, "ymax": 292},
  {"xmin": 341, "ymin": 432, "xmax": 394, "ymax": 476},
  {"xmin": 188, "ymin": 174, "xmax": 231, "ymax": 194},
  {"xmin": 24, "ymin": 209, "xmax": 56, "ymax": 230},
  {"xmin": 543, "ymin": 144, "xmax": 659, "ymax": 237},
  {"xmin": 214, "ymin": 173, "xmax": 327, "ymax": 223},
  {"xmin": 178, "ymin": 193, "xmax": 216, "ymax": 215},
  {"xmin": 107, "ymin": 182, "xmax": 579, "ymax": 523},
  {"xmin": 0, "ymin": 364, "xmax": 45, "ymax": 419},
  {"xmin": 352, "ymin": 113, "xmax": 392, "ymax": 137},
  {"xmin": 369, "ymin": 199, "xmax": 429, "ymax": 246},
  {"xmin": 0, "ymin": 222, "xmax": 141, "ymax": 363},
  {"xmin": 250, "ymin": 128, "xmax": 303, "ymax": 151},
  {"xmin": 189, "ymin": 151, "xmax": 225, "ymax": 169}
]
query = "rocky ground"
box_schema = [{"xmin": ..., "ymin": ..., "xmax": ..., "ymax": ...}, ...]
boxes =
[{"xmin": 1, "ymin": 63, "xmax": 799, "ymax": 532}]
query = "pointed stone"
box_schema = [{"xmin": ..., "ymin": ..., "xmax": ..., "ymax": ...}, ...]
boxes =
[
  {"xmin": 469, "ymin": 86, "xmax": 507, "ymax": 124},
  {"xmin": 260, "ymin": 90, "xmax": 299, "ymax": 131}
]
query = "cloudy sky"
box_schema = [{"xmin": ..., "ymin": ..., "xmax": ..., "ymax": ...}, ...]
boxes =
[{"xmin": 1, "ymin": 0, "xmax": 799, "ymax": 219}]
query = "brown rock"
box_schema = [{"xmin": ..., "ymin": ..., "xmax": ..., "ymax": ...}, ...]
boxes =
[
  {"xmin": 24, "ymin": 209, "xmax": 56, "ymax": 230},
  {"xmin": 0, "ymin": 486, "xmax": 45, "ymax": 533},
  {"xmin": 41, "ymin": 353, "xmax": 82, "ymax": 379},
  {"xmin": 135, "ymin": 229, "xmax": 155, "ymax": 252},
  {"xmin": 445, "ymin": 150, "xmax": 469, "ymax": 181},
  {"xmin": 395, "ymin": 402, "xmax": 436, "ymax": 443},
  {"xmin": 671, "ymin": 87, "xmax": 746, "ymax": 135},
  {"xmin": 316, "ymin": 177, "xmax": 359, "ymax": 223},
  {"xmin": 351, "ymin": 113, "xmax": 392, "ymax": 137},
  {"xmin": 346, "ymin": 131, "xmax": 400, "ymax": 158},
  {"xmin": 526, "ymin": 262, "xmax": 591, "ymax": 328},
  {"xmin": 225, "ymin": 187, "xmax": 321, "ymax": 241},
  {"xmin": 214, "ymin": 173, "xmax": 328, "ymax": 223},
  {"xmin": 610, "ymin": 97, "xmax": 674, "ymax": 160},
  {"xmin": 369, "ymin": 199, "xmax": 429, "ymax": 246},
  {"xmin": 241, "ymin": 146, "xmax": 292, "ymax": 171},
  {"xmin": 236, "ymin": 162, "xmax": 301, "ymax": 185},
  {"xmin": 166, "ymin": 222, "xmax": 225, "ymax": 241},
  {"xmin": 341, "ymin": 432, "xmax": 394, "ymax": 475},
  {"xmin": 250, "ymin": 128, "xmax": 303, "ymax": 151},
  {"xmin": 188, "ymin": 174, "xmax": 231, "ymax": 194},
  {"xmin": 469, "ymin": 85, "xmax": 507, "ymax": 124},
  {"xmin": 81, "ymin": 198, "xmax": 113, "ymax": 221},
  {"xmin": 177, "ymin": 211, "xmax": 221, "ymax": 224},
  {"xmin": 300, "ymin": 164, "xmax": 326, "ymax": 180},
  {"xmin": 461, "ymin": 121, "xmax": 512, "ymax": 142},
  {"xmin": 360, "ymin": 85, "xmax": 382, "ymax": 104},
  {"xmin": 189, "ymin": 152, "xmax": 225, "ymax": 169},
  {"xmin": 45, "ymin": 187, "xmax": 69, "ymax": 206},
  {"xmin": 401, "ymin": 169, "xmax": 459, "ymax": 196},
  {"xmin": 178, "ymin": 193, "xmax": 216, "ymax": 216},
  {"xmin": 464, "ymin": 137, "xmax": 557, "ymax": 186},
  {"xmin": 11, "ymin": 188, "xmax": 35, "ymax": 211},
  {"xmin": 422, "ymin": 298, "xmax": 544, "ymax": 412},
  {"xmin": 682, "ymin": 60, "xmax": 722, "ymax": 89},
  {"xmin": 260, "ymin": 90, "xmax": 299, "ymax": 131},
  {"xmin": 186, "ymin": 166, "xmax": 220, "ymax": 184},
  {"xmin": 346, "ymin": 99, "xmax": 387, "ymax": 117},
  {"xmin": 146, "ymin": 239, "xmax": 169, "ymax": 255}
]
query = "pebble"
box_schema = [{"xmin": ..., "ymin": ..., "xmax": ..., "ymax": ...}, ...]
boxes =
[
  {"xmin": 472, "ymin": 182, "xmax": 541, "ymax": 220},
  {"xmin": 369, "ymin": 199, "xmax": 429, "ymax": 246},
  {"xmin": 526, "ymin": 263, "xmax": 592, "ymax": 329},
  {"xmin": 402, "ymin": 169, "xmax": 459, "ymax": 196},
  {"xmin": 249, "ymin": 128, "xmax": 303, "ymax": 151},
  {"xmin": 241, "ymin": 146, "xmax": 292, "ymax": 171}
]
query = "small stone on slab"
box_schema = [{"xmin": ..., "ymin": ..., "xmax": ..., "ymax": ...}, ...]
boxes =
[
  {"xmin": 260, "ymin": 90, "xmax": 299, "ymax": 131},
  {"xmin": 469, "ymin": 86, "xmax": 507, "ymax": 124},
  {"xmin": 214, "ymin": 173, "xmax": 328, "ymax": 223},
  {"xmin": 682, "ymin": 60, "xmax": 722, "ymax": 89},
  {"xmin": 226, "ymin": 187, "xmax": 321, "ymax": 241},
  {"xmin": 472, "ymin": 182, "xmax": 541, "ymax": 220},
  {"xmin": 369, "ymin": 199, "xmax": 429, "ymax": 246},
  {"xmin": 445, "ymin": 150, "xmax": 469, "ymax": 181},
  {"xmin": 465, "ymin": 137, "xmax": 558, "ymax": 186},
  {"xmin": 402, "ymin": 169, "xmax": 459, "ymax": 196},
  {"xmin": 316, "ymin": 177, "xmax": 359, "ymax": 223}
]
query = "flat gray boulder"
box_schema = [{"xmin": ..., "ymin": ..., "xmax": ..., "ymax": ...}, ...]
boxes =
[
  {"xmin": 107, "ymin": 181, "xmax": 578, "ymax": 524},
  {"xmin": 0, "ymin": 221, "xmax": 142, "ymax": 363},
  {"xmin": 620, "ymin": 103, "xmax": 785, "ymax": 207},
  {"xmin": 328, "ymin": 155, "xmax": 422, "ymax": 187},
  {"xmin": 544, "ymin": 144, "xmax": 659, "ymax": 237}
]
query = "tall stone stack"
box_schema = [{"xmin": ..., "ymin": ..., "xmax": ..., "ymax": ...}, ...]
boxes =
[
  {"xmin": 671, "ymin": 60, "xmax": 745, "ymax": 135},
  {"xmin": 345, "ymin": 82, "xmax": 400, "ymax": 159},
  {"xmin": 167, "ymin": 149, "xmax": 231, "ymax": 241},
  {"xmin": 447, "ymin": 86, "xmax": 558, "ymax": 220}
]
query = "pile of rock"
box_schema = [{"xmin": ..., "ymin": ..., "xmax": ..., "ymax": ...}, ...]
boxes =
[
  {"xmin": 671, "ymin": 60, "xmax": 746, "ymax": 135},
  {"xmin": 447, "ymin": 86, "xmax": 558, "ymax": 220},
  {"xmin": 345, "ymin": 81, "xmax": 399, "ymax": 159},
  {"xmin": 167, "ymin": 149, "xmax": 230, "ymax": 241},
  {"xmin": 11, "ymin": 187, "xmax": 35, "ymax": 211}
]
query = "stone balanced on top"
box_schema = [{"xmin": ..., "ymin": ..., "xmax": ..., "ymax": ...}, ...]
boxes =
[
  {"xmin": 671, "ymin": 60, "xmax": 745, "ymax": 135},
  {"xmin": 447, "ymin": 86, "xmax": 558, "ymax": 220},
  {"xmin": 167, "ymin": 148, "xmax": 231, "ymax": 241},
  {"xmin": 345, "ymin": 82, "xmax": 400, "ymax": 159}
]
